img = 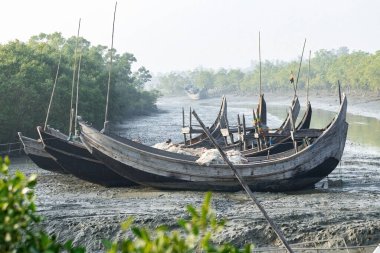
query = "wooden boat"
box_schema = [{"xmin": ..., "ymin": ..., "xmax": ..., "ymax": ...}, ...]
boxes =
[
  {"xmin": 17, "ymin": 132, "xmax": 67, "ymax": 174},
  {"xmin": 79, "ymin": 95, "xmax": 348, "ymax": 192},
  {"xmin": 184, "ymin": 85, "xmax": 208, "ymax": 100},
  {"xmin": 37, "ymin": 126, "xmax": 136, "ymax": 187}
]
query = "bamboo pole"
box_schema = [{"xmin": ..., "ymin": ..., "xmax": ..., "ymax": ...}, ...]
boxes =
[
  {"xmin": 237, "ymin": 114, "xmax": 242, "ymax": 151},
  {"xmin": 44, "ymin": 46, "xmax": 64, "ymax": 130},
  {"xmin": 182, "ymin": 107, "xmax": 187, "ymax": 144},
  {"xmin": 189, "ymin": 106, "xmax": 192, "ymax": 143},
  {"xmin": 295, "ymin": 38, "xmax": 306, "ymax": 94},
  {"xmin": 192, "ymin": 110, "xmax": 294, "ymax": 253},
  {"xmin": 104, "ymin": 2, "xmax": 118, "ymax": 132},
  {"xmin": 242, "ymin": 114, "xmax": 247, "ymax": 150},
  {"xmin": 74, "ymin": 47, "xmax": 83, "ymax": 136},
  {"xmin": 338, "ymin": 80, "xmax": 342, "ymax": 105},
  {"xmin": 259, "ymin": 31, "xmax": 262, "ymax": 96},
  {"xmin": 69, "ymin": 18, "xmax": 81, "ymax": 136},
  {"xmin": 307, "ymin": 50, "xmax": 311, "ymax": 103}
]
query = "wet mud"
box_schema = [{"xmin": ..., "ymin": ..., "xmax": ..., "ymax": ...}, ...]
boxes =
[{"xmin": 8, "ymin": 94, "xmax": 380, "ymax": 251}]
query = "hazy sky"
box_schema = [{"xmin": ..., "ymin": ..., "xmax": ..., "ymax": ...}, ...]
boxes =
[{"xmin": 1, "ymin": 0, "xmax": 380, "ymax": 73}]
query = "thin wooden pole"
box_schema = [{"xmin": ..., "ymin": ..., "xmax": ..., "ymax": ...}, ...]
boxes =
[
  {"xmin": 69, "ymin": 18, "xmax": 81, "ymax": 136},
  {"xmin": 104, "ymin": 2, "xmax": 118, "ymax": 132},
  {"xmin": 192, "ymin": 110, "xmax": 294, "ymax": 253},
  {"xmin": 295, "ymin": 38, "xmax": 306, "ymax": 94},
  {"xmin": 259, "ymin": 31, "xmax": 262, "ymax": 96},
  {"xmin": 182, "ymin": 107, "xmax": 187, "ymax": 144},
  {"xmin": 289, "ymin": 107, "xmax": 297, "ymax": 153},
  {"xmin": 237, "ymin": 114, "xmax": 242, "ymax": 151},
  {"xmin": 338, "ymin": 80, "xmax": 342, "ymax": 105},
  {"xmin": 242, "ymin": 114, "xmax": 247, "ymax": 150},
  {"xmin": 74, "ymin": 46, "xmax": 83, "ymax": 136},
  {"xmin": 44, "ymin": 46, "xmax": 63, "ymax": 130},
  {"xmin": 307, "ymin": 50, "xmax": 311, "ymax": 103},
  {"xmin": 189, "ymin": 106, "xmax": 192, "ymax": 143}
]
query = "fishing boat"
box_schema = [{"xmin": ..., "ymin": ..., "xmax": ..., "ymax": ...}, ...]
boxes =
[
  {"xmin": 184, "ymin": 85, "xmax": 208, "ymax": 100},
  {"xmin": 37, "ymin": 126, "xmax": 135, "ymax": 187},
  {"xmin": 17, "ymin": 132, "xmax": 67, "ymax": 174},
  {"xmin": 79, "ymin": 95, "xmax": 348, "ymax": 192}
]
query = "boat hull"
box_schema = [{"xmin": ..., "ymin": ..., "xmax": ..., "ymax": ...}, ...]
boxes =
[
  {"xmin": 18, "ymin": 133, "xmax": 67, "ymax": 174},
  {"xmin": 79, "ymin": 96, "xmax": 348, "ymax": 192},
  {"xmin": 38, "ymin": 127, "xmax": 136, "ymax": 187}
]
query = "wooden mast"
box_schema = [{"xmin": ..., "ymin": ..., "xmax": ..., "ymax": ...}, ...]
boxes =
[
  {"xmin": 104, "ymin": 2, "xmax": 118, "ymax": 133},
  {"xmin": 74, "ymin": 46, "xmax": 83, "ymax": 136},
  {"xmin": 259, "ymin": 31, "xmax": 262, "ymax": 96},
  {"xmin": 295, "ymin": 38, "xmax": 306, "ymax": 95},
  {"xmin": 307, "ymin": 50, "xmax": 311, "ymax": 103},
  {"xmin": 69, "ymin": 18, "xmax": 81, "ymax": 137},
  {"xmin": 44, "ymin": 45, "xmax": 64, "ymax": 130}
]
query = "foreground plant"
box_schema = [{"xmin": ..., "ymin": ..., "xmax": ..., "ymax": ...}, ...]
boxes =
[{"xmin": 0, "ymin": 156, "xmax": 84, "ymax": 253}]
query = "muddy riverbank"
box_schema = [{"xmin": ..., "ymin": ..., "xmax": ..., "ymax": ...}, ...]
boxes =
[{"xmin": 8, "ymin": 94, "xmax": 380, "ymax": 252}]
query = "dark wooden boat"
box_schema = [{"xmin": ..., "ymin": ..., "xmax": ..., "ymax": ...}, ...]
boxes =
[
  {"xmin": 79, "ymin": 95, "xmax": 348, "ymax": 192},
  {"xmin": 37, "ymin": 126, "xmax": 135, "ymax": 187},
  {"xmin": 17, "ymin": 132, "xmax": 67, "ymax": 174}
]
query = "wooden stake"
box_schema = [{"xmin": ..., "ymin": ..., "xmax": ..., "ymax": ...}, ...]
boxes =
[
  {"xmin": 192, "ymin": 110, "xmax": 294, "ymax": 253},
  {"xmin": 242, "ymin": 114, "xmax": 247, "ymax": 150},
  {"xmin": 182, "ymin": 107, "xmax": 187, "ymax": 144},
  {"xmin": 237, "ymin": 114, "xmax": 242, "ymax": 151}
]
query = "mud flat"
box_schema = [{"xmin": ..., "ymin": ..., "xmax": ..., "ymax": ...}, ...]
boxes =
[
  {"xmin": 8, "ymin": 140, "xmax": 380, "ymax": 252},
  {"xmin": 7, "ymin": 94, "xmax": 380, "ymax": 252}
]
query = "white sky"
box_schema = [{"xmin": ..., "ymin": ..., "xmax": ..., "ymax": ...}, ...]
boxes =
[{"xmin": 1, "ymin": 0, "xmax": 380, "ymax": 73}]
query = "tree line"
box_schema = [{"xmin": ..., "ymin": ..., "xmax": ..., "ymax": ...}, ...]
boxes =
[
  {"xmin": 0, "ymin": 33, "xmax": 159, "ymax": 143},
  {"xmin": 157, "ymin": 47, "xmax": 380, "ymax": 96}
]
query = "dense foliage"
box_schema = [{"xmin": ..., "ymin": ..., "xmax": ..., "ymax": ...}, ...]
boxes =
[
  {"xmin": 0, "ymin": 33, "xmax": 159, "ymax": 143},
  {"xmin": 0, "ymin": 156, "xmax": 84, "ymax": 252},
  {"xmin": 0, "ymin": 156, "xmax": 252, "ymax": 253},
  {"xmin": 157, "ymin": 47, "xmax": 380, "ymax": 96}
]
